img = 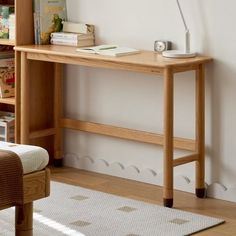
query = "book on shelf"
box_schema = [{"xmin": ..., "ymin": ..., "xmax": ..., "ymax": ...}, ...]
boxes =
[
  {"xmin": 76, "ymin": 45, "xmax": 140, "ymax": 57},
  {"xmin": 0, "ymin": 4, "xmax": 14, "ymax": 39},
  {"xmin": 51, "ymin": 37, "xmax": 95, "ymax": 47},
  {"xmin": 0, "ymin": 55, "xmax": 15, "ymax": 98},
  {"xmin": 33, "ymin": 0, "xmax": 67, "ymax": 45},
  {"xmin": 62, "ymin": 21, "xmax": 94, "ymax": 34},
  {"xmin": 8, "ymin": 13, "xmax": 15, "ymax": 40},
  {"xmin": 0, "ymin": 47, "xmax": 14, "ymax": 59}
]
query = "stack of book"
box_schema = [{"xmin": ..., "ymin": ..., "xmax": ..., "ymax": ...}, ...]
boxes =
[
  {"xmin": 50, "ymin": 31, "xmax": 95, "ymax": 47},
  {"xmin": 50, "ymin": 21, "xmax": 95, "ymax": 47}
]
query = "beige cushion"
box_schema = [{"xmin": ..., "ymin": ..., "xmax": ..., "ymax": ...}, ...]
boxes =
[{"xmin": 0, "ymin": 141, "xmax": 49, "ymax": 174}]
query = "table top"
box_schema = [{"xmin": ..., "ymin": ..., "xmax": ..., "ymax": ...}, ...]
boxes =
[{"xmin": 15, "ymin": 45, "xmax": 212, "ymax": 75}]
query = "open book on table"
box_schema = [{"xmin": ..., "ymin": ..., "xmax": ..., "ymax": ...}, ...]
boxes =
[{"xmin": 76, "ymin": 45, "xmax": 140, "ymax": 57}]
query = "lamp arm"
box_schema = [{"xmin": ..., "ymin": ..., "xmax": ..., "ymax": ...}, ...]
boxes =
[
  {"xmin": 176, "ymin": 0, "xmax": 190, "ymax": 53},
  {"xmin": 176, "ymin": 0, "xmax": 188, "ymax": 31}
]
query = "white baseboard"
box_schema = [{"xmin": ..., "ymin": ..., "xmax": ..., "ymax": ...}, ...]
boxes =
[
  {"xmin": 64, "ymin": 153, "xmax": 236, "ymax": 203},
  {"xmin": 207, "ymin": 183, "xmax": 236, "ymax": 202}
]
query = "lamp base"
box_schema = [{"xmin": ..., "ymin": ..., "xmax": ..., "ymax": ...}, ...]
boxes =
[{"xmin": 162, "ymin": 50, "xmax": 196, "ymax": 58}]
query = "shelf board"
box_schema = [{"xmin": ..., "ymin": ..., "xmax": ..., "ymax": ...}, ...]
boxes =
[
  {"xmin": 0, "ymin": 97, "xmax": 15, "ymax": 105},
  {"xmin": 0, "ymin": 39, "xmax": 15, "ymax": 46}
]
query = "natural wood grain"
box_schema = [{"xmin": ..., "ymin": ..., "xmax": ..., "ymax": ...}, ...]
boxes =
[
  {"xmin": 29, "ymin": 128, "xmax": 56, "ymax": 139},
  {"xmin": 12, "ymin": 0, "xmax": 35, "ymax": 143},
  {"xmin": 163, "ymin": 68, "xmax": 174, "ymax": 202},
  {"xmin": 62, "ymin": 118, "xmax": 196, "ymax": 151},
  {"xmin": 15, "ymin": 202, "xmax": 33, "ymax": 236},
  {"xmin": 54, "ymin": 63, "xmax": 63, "ymax": 160},
  {"xmin": 0, "ymin": 39, "xmax": 15, "ymax": 46},
  {"xmin": 195, "ymin": 64, "xmax": 205, "ymax": 189},
  {"xmin": 15, "ymin": 0, "xmax": 34, "ymax": 45},
  {"xmin": 50, "ymin": 167, "xmax": 236, "ymax": 236},
  {"xmin": 0, "ymin": 97, "xmax": 15, "ymax": 105},
  {"xmin": 20, "ymin": 52, "xmax": 30, "ymax": 144},
  {"xmin": 14, "ymin": 168, "xmax": 50, "ymax": 236},
  {"xmin": 0, "ymin": 168, "xmax": 50, "ymax": 236},
  {"xmin": 23, "ymin": 169, "xmax": 50, "ymax": 203},
  {"xmin": 173, "ymin": 153, "xmax": 198, "ymax": 167},
  {"xmin": 15, "ymin": 45, "xmax": 212, "ymax": 76},
  {"xmin": 16, "ymin": 44, "xmax": 212, "ymax": 207},
  {"xmin": 15, "ymin": 50, "xmax": 22, "ymax": 143}
]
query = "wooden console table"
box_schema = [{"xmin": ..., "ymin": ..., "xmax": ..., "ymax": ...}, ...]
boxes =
[{"xmin": 15, "ymin": 45, "xmax": 212, "ymax": 207}]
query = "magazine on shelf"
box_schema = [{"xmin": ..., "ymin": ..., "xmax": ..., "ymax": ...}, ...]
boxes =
[{"xmin": 0, "ymin": 56, "xmax": 15, "ymax": 98}]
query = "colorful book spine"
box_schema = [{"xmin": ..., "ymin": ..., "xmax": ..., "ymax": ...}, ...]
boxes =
[
  {"xmin": 33, "ymin": 0, "xmax": 67, "ymax": 45},
  {"xmin": 8, "ymin": 13, "xmax": 15, "ymax": 40},
  {"xmin": 0, "ymin": 5, "xmax": 14, "ymax": 39},
  {"xmin": 0, "ymin": 57, "xmax": 15, "ymax": 98}
]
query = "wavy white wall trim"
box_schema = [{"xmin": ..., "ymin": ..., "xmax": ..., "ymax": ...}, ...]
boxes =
[
  {"xmin": 64, "ymin": 153, "xmax": 236, "ymax": 202},
  {"xmin": 207, "ymin": 183, "xmax": 236, "ymax": 203}
]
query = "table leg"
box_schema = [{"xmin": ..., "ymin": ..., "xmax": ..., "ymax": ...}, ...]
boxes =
[
  {"xmin": 163, "ymin": 68, "xmax": 174, "ymax": 207},
  {"xmin": 53, "ymin": 63, "xmax": 63, "ymax": 166},
  {"xmin": 20, "ymin": 52, "xmax": 30, "ymax": 144},
  {"xmin": 195, "ymin": 64, "xmax": 206, "ymax": 198}
]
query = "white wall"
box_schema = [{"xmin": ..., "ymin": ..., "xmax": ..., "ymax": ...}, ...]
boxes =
[{"xmin": 63, "ymin": 0, "xmax": 236, "ymax": 202}]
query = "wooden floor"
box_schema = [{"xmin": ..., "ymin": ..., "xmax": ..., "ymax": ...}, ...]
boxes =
[{"xmin": 50, "ymin": 166, "xmax": 236, "ymax": 236}]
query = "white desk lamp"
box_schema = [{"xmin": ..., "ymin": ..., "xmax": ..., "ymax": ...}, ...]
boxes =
[{"xmin": 162, "ymin": 0, "xmax": 196, "ymax": 58}]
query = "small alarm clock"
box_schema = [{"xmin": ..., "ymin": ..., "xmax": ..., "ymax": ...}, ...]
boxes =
[{"xmin": 154, "ymin": 40, "xmax": 171, "ymax": 53}]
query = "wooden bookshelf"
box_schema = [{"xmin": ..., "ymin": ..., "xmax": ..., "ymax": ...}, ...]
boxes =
[
  {"xmin": 0, "ymin": 39, "xmax": 15, "ymax": 46},
  {"xmin": 0, "ymin": 97, "xmax": 15, "ymax": 105},
  {"xmin": 0, "ymin": 0, "xmax": 35, "ymax": 143}
]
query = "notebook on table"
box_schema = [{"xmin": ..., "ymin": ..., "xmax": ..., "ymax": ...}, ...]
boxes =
[{"xmin": 76, "ymin": 45, "xmax": 140, "ymax": 57}]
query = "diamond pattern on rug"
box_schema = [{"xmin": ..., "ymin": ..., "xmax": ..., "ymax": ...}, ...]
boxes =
[
  {"xmin": 170, "ymin": 218, "xmax": 189, "ymax": 225},
  {"xmin": 71, "ymin": 220, "xmax": 91, "ymax": 227},
  {"xmin": 0, "ymin": 181, "xmax": 224, "ymax": 236},
  {"xmin": 117, "ymin": 206, "xmax": 137, "ymax": 213},
  {"xmin": 70, "ymin": 195, "xmax": 89, "ymax": 201}
]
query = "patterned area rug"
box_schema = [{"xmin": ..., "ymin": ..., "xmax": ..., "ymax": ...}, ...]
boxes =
[{"xmin": 0, "ymin": 181, "xmax": 224, "ymax": 236}]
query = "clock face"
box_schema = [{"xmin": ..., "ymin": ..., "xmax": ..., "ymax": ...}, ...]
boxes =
[
  {"xmin": 156, "ymin": 41, "xmax": 166, "ymax": 52},
  {"xmin": 154, "ymin": 40, "xmax": 171, "ymax": 53}
]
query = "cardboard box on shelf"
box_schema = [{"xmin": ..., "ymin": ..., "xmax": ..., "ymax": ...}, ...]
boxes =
[{"xmin": 0, "ymin": 111, "xmax": 15, "ymax": 142}]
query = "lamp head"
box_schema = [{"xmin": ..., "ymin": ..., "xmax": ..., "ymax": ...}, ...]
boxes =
[{"xmin": 162, "ymin": 0, "xmax": 196, "ymax": 58}]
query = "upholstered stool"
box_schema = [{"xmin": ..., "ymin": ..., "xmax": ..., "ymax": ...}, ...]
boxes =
[{"xmin": 0, "ymin": 141, "xmax": 50, "ymax": 236}]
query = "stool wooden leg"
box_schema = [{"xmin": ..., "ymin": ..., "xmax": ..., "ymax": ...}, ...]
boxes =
[
  {"xmin": 163, "ymin": 68, "xmax": 174, "ymax": 207},
  {"xmin": 15, "ymin": 202, "xmax": 33, "ymax": 236},
  {"xmin": 195, "ymin": 64, "xmax": 206, "ymax": 198}
]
